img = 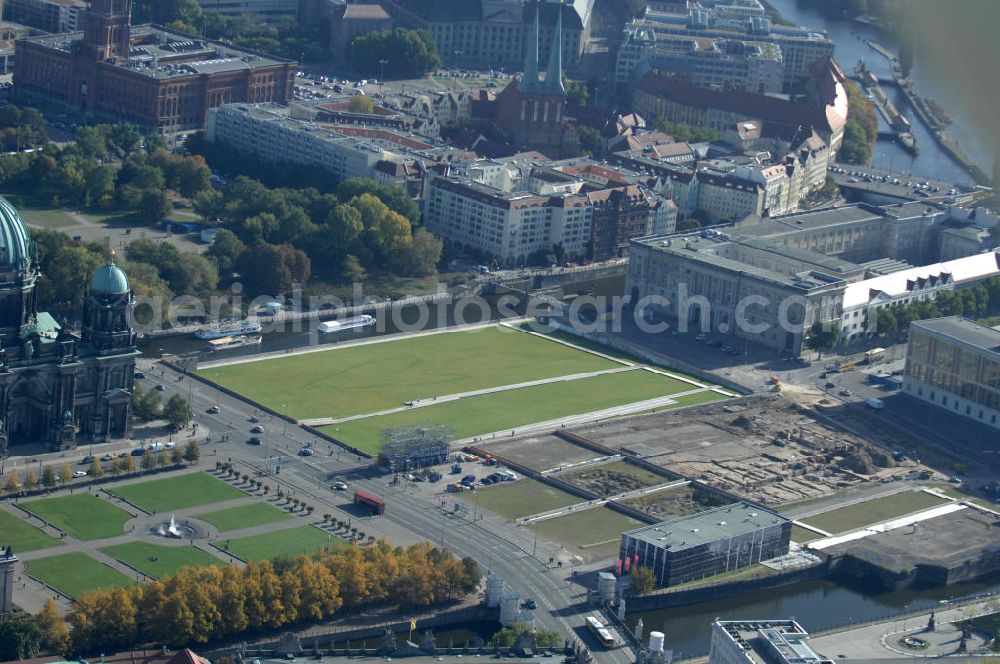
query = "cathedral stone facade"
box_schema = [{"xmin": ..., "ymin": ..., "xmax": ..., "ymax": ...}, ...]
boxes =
[{"xmin": 0, "ymin": 196, "xmax": 138, "ymax": 457}]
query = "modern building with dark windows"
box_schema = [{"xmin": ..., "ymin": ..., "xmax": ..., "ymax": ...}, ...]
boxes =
[
  {"xmin": 903, "ymin": 316, "xmax": 1000, "ymax": 431},
  {"xmin": 619, "ymin": 502, "xmax": 790, "ymax": 587}
]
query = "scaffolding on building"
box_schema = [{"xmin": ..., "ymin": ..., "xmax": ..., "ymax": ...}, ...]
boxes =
[{"xmin": 377, "ymin": 424, "xmax": 451, "ymax": 471}]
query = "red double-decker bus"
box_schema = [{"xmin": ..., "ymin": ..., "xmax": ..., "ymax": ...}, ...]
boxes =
[{"xmin": 354, "ymin": 490, "xmax": 385, "ymax": 515}]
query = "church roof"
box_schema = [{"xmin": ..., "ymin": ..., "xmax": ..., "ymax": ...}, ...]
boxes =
[
  {"xmin": 0, "ymin": 196, "xmax": 34, "ymax": 270},
  {"xmin": 90, "ymin": 257, "xmax": 130, "ymax": 295}
]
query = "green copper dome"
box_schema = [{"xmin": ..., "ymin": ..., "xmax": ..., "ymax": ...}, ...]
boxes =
[
  {"xmin": 0, "ymin": 195, "xmax": 34, "ymax": 270},
  {"xmin": 90, "ymin": 256, "xmax": 130, "ymax": 294}
]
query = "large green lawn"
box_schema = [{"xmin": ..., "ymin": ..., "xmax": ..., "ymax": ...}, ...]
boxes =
[
  {"xmin": 25, "ymin": 552, "xmax": 132, "ymax": 599},
  {"xmin": 199, "ymin": 327, "xmax": 620, "ymax": 420},
  {"xmin": 800, "ymin": 490, "xmax": 950, "ymax": 535},
  {"xmin": 473, "ymin": 478, "xmax": 583, "ymax": 520},
  {"xmin": 529, "ymin": 507, "xmax": 645, "ymax": 563},
  {"xmin": 320, "ymin": 370, "xmax": 697, "ymax": 454},
  {"xmin": 101, "ymin": 542, "xmax": 224, "ymax": 579},
  {"xmin": 195, "ymin": 503, "xmax": 292, "ymax": 532},
  {"xmin": 110, "ymin": 472, "xmax": 245, "ymax": 512},
  {"xmin": 220, "ymin": 525, "xmax": 343, "ymax": 562},
  {"xmin": 19, "ymin": 208, "xmax": 77, "ymax": 229},
  {"xmin": 23, "ymin": 494, "xmax": 132, "ymax": 541},
  {"xmin": 0, "ymin": 509, "xmax": 63, "ymax": 552}
]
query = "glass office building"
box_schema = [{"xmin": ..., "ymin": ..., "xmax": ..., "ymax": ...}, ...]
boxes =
[{"xmin": 619, "ymin": 502, "xmax": 791, "ymax": 587}]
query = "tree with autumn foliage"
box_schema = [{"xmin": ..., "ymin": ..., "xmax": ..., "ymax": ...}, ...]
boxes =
[{"xmin": 64, "ymin": 542, "xmax": 480, "ymax": 653}]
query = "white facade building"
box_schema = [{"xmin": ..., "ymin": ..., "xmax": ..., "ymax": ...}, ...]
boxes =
[{"xmin": 709, "ymin": 620, "xmax": 832, "ymax": 664}]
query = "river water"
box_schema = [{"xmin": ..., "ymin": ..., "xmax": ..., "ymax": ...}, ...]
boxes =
[
  {"xmin": 767, "ymin": 0, "xmax": 990, "ymax": 185},
  {"xmin": 626, "ymin": 573, "xmax": 1000, "ymax": 658}
]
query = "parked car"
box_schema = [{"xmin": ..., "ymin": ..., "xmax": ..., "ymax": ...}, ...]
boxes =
[
  {"xmin": 101, "ymin": 454, "xmax": 114, "ymax": 462},
  {"xmin": 134, "ymin": 371, "xmax": 145, "ymax": 379},
  {"xmin": 131, "ymin": 447, "xmax": 146, "ymax": 456},
  {"xmin": 72, "ymin": 470, "xmax": 87, "ymax": 478},
  {"xmin": 461, "ymin": 474, "xmax": 476, "ymax": 485},
  {"xmin": 79, "ymin": 455, "xmax": 94, "ymax": 465}
]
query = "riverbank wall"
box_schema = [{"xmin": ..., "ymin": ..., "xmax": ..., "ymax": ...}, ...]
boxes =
[{"xmin": 626, "ymin": 559, "xmax": 831, "ymax": 611}]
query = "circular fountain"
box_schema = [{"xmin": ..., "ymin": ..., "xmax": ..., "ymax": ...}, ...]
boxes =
[{"xmin": 150, "ymin": 514, "xmax": 197, "ymax": 539}]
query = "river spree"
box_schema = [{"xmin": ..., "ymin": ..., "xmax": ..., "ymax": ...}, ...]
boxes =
[
  {"xmin": 767, "ymin": 0, "xmax": 990, "ymax": 185},
  {"xmin": 626, "ymin": 573, "xmax": 1000, "ymax": 658}
]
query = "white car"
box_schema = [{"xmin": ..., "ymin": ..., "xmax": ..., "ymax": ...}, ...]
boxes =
[
  {"xmin": 333, "ymin": 481, "xmax": 348, "ymax": 491},
  {"xmin": 72, "ymin": 470, "xmax": 88, "ymax": 478},
  {"xmin": 165, "ymin": 441, "xmax": 176, "ymax": 449}
]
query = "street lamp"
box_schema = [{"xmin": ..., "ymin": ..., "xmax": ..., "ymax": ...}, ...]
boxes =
[
  {"xmin": 281, "ymin": 403, "xmax": 288, "ymax": 436},
  {"xmin": 378, "ymin": 59, "xmax": 388, "ymax": 97}
]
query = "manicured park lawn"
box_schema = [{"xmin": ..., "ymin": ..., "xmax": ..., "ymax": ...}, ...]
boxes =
[
  {"xmin": 320, "ymin": 370, "xmax": 696, "ymax": 454},
  {"xmin": 800, "ymin": 490, "xmax": 950, "ymax": 535},
  {"xmin": 529, "ymin": 507, "xmax": 645, "ymax": 563},
  {"xmin": 474, "ymin": 478, "xmax": 582, "ymax": 520},
  {"xmin": 0, "ymin": 509, "xmax": 63, "ymax": 552},
  {"xmin": 220, "ymin": 525, "xmax": 343, "ymax": 562},
  {"xmin": 19, "ymin": 208, "xmax": 77, "ymax": 229},
  {"xmin": 23, "ymin": 494, "xmax": 131, "ymax": 541},
  {"xmin": 101, "ymin": 542, "xmax": 223, "ymax": 579},
  {"xmin": 25, "ymin": 552, "xmax": 131, "ymax": 598},
  {"xmin": 200, "ymin": 327, "xmax": 618, "ymax": 420},
  {"xmin": 195, "ymin": 503, "xmax": 292, "ymax": 533},
  {"xmin": 110, "ymin": 472, "xmax": 245, "ymax": 512},
  {"xmin": 792, "ymin": 524, "xmax": 823, "ymax": 543}
]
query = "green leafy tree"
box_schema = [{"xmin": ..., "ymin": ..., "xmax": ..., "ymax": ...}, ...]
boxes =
[
  {"xmin": 630, "ymin": 566, "xmax": 656, "ymax": 595},
  {"xmin": 348, "ymin": 95, "xmax": 374, "ymax": 114},
  {"xmin": 89, "ymin": 457, "xmax": 105, "ymax": 479},
  {"xmin": 805, "ymin": 321, "xmax": 842, "ymax": 359},
  {"xmin": 577, "ymin": 126, "xmax": 603, "ymax": 157},
  {"xmin": 205, "ymin": 229, "xmax": 245, "ymax": 275},
  {"xmin": 0, "ymin": 609, "xmax": 42, "ymax": 660},
  {"xmin": 139, "ymin": 189, "xmax": 174, "ymax": 226},
  {"xmin": 41, "ymin": 465, "xmax": 56, "ymax": 489},
  {"xmin": 565, "ymin": 79, "xmax": 589, "ymax": 107},
  {"xmin": 347, "ymin": 29, "xmax": 441, "ymax": 79},
  {"xmin": 183, "ymin": 440, "xmax": 201, "ymax": 464},
  {"xmin": 163, "ymin": 394, "xmax": 193, "ymax": 430}
]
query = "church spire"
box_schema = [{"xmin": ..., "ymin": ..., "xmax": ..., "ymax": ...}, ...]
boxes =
[
  {"xmin": 518, "ymin": 2, "xmax": 541, "ymax": 93},
  {"xmin": 543, "ymin": 2, "xmax": 565, "ymax": 95}
]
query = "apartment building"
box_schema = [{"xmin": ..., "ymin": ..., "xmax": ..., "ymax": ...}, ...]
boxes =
[
  {"xmin": 206, "ymin": 102, "xmax": 465, "ymax": 193},
  {"xmin": 423, "ymin": 157, "xmax": 667, "ymax": 265}
]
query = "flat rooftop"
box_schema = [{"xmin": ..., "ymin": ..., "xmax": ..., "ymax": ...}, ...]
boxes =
[
  {"xmin": 23, "ymin": 25, "xmax": 291, "ymax": 79},
  {"xmin": 824, "ymin": 506, "xmax": 1000, "ymax": 573},
  {"xmin": 715, "ymin": 620, "xmax": 832, "ymax": 664},
  {"xmin": 623, "ymin": 501, "xmax": 787, "ymax": 551},
  {"xmin": 911, "ymin": 316, "xmax": 1000, "ymax": 354}
]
